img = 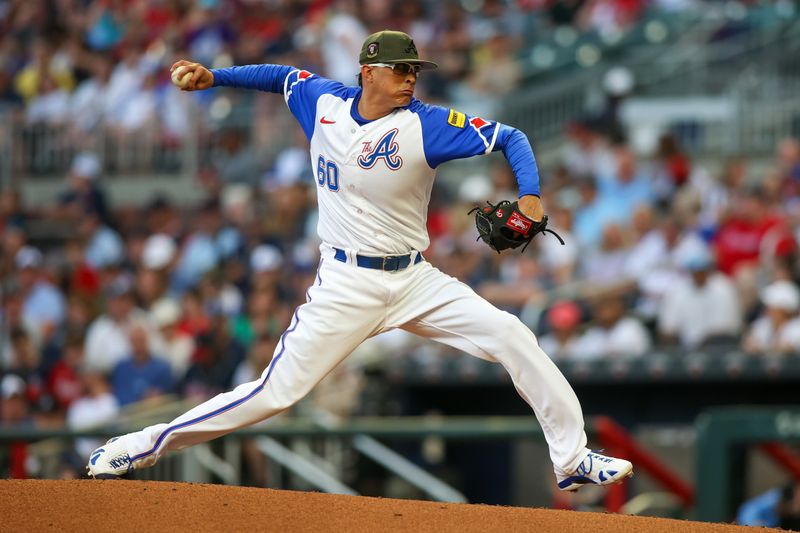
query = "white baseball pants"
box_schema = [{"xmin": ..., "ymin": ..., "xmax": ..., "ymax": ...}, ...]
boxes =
[{"xmin": 124, "ymin": 245, "xmax": 589, "ymax": 476}]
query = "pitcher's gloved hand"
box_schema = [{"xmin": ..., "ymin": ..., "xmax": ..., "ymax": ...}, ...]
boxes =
[{"xmin": 468, "ymin": 200, "xmax": 565, "ymax": 253}]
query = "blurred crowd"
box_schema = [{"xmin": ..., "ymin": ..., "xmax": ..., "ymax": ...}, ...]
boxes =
[
  {"xmin": 2, "ymin": 0, "xmax": 800, "ymax": 481},
  {"xmin": 3, "ymin": 127, "xmax": 800, "ymax": 451},
  {"xmin": 0, "ymin": 0, "xmax": 708, "ymax": 148}
]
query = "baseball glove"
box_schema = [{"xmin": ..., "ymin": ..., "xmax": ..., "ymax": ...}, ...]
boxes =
[{"xmin": 468, "ymin": 200, "xmax": 565, "ymax": 253}]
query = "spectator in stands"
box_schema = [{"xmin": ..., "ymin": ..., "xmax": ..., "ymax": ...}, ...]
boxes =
[
  {"xmin": 560, "ymin": 121, "xmax": 616, "ymax": 185},
  {"xmin": 173, "ymin": 199, "xmax": 220, "ymax": 291},
  {"xmin": 5, "ymin": 328, "xmax": 42, "ymax": 387},
  {"xmin": 537, "ymin": 205, "xmax": 579, "ymax": 285},
  {"xmin": 181, "ymin": 316, "xmax": 245, "ymax": 400},
  {"xmin": 13, "ymin": 38, "xmax": 74, "ymax": 103},
  {"xmin": 45, "ymin": 336, "xmax": 84, "ymax": 412},
  {"xmin": 110, "ymin": 68, "xmax": 159, "ymax": 170},
  {"xmin": 25, "ymin": 73, "xmax": 71, "ymax": 126},
  {"xmin": 657, "ymin": 243, "xmax": 742, "ymax": 348},
  {"xmin": 575, "ymin": 294, "xmax": 651, "ymax": 359},
  {"xmin": 55, "ymin": 151, "xmax": 111, "ymax": 226},
  {"xmin": 623, "ymin": 212, "xmax": 707, "ymax": 320},
  {"xmin": 210, "ymin": 127, "xmax": 262, "ymax": 185},
  {"xmin": 478, "ymin": 253, "xmax": 545, "ymax": 314},
  {"xmin": 137, "ymin": 233, "xmax": 177, "ymax": 307},
  {"xmin": 743, "ymin": 281, "xmax": 800, "ymax": 354},
  {"xmin": 692, "ymin": 156, "xmax": 748, "ymax": 237},
  {"xmin": 652, "ymin": 134, "xmax": 691, "ymax": 203},
  {"xmin": 66, "ymin": 370, "xmax": 119, "ymax": 459},
  {"xmin": 466, "ymin": 30, "xmax": 520, "ymax": 110},
  {"xmin": 60, "ymin": 295, "xmax": 92, "ymax": 344},
  {"xmin": 597, "ymin": 145, "xmax": 655, "ymax": 216},
  {"xmin": 713, "ymin": 185, "xmax": 786, "ymax": 278},
  {"xmin": 16, "ymin": 246, "xmax": 65, "ymax": 343},
  {"xmin": 581, "ymin": 223, "xmax": 633, "ymax": 289},
  {"xmin": 713, "ymin": 185, "xmax": 790, "ymax": 313},
  {"xmin": 150, "ymin": 298, "xmax": 194, "ymax": 380},
  {"xmin": 538, "ymin": 300, "xmax": 584, "ymax": 360},
  {"xmin": 184, "ymin": 2, "xmax": 236, "ymax": 67},
  {"xmin": 84, "ymin": 275, "xmax": 162, "ymax": 373},
  {"xmin": 142, "ymin": 196, "xmax": 176, "ymax": 236},
  {"xmin": 80, "ymin": 208, "xmax": 125, "ymax": 271},
  {"xmin": 231, "ymin": 287, "xmax": 287, "ymax": 349},
  {"xmin": 573, "ymin": 177, "xmax": 626, "ymax": 249},
  {"xmin": 104, "ymin": 47, "xmax": 145, "ymax": 127},
  {"xmin": 111, "ymin": 323, "xmax": 173, "ymax": 406},
  {"xmin": 321, "ymin": 0, "xmax": 369, "ymax": 85},
  {"xmin": 69, "ymin": 55, "xmax": 113, "ymax": 135},
  {"xmin": 249, "ymin": 243, "xmax": 283, "ymax": 292},
  {"xmin": 232, "ymin": 333, "xmax": 278, "ymax": 387}
]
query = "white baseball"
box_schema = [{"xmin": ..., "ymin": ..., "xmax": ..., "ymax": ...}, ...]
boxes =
[{"xmin": 171, "ymin": 66, "xmax": 193, "ymax": 89}]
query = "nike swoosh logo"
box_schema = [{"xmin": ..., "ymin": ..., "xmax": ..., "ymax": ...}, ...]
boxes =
[{"xmin": 320, "ymin": 117, "xmax": 336, "ymax": 124}]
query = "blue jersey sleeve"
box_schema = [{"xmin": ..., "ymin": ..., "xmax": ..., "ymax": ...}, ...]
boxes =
[
  {"xmin": 211, "ymin": 64, "xmax": 293, "ymax": 94},
  {"xmin": 412, "ymin": 102, "xmax": 540, "ymax": 197},
  {"xmin": 283, "ymin": 69, "xmax": 356, "ymax": 140}
]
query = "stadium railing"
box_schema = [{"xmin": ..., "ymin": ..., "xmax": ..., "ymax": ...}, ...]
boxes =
[{"xmin": 503, "ymin": 5, "xmax": 800, "ymax": 156}]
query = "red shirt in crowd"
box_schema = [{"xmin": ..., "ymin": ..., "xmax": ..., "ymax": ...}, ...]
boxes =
[
  {"xmin": 46, "ymin": 361, "xmax": 83, "ymax": 410},
  {"xmin": 713, "ymin": 213, "xmax": 789, "ymax": 275}
]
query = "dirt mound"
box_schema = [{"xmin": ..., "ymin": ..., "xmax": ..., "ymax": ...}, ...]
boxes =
[{"xmin": 0, "ymin": 480, "xmax": 780, "ymax": 532}]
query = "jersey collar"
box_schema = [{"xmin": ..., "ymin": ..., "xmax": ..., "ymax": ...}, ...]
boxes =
[{"xmin": 350, "ymin": 90, "xmax": 415, "ymax": 126}]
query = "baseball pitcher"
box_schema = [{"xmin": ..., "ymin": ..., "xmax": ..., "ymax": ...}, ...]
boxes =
[{"xmin": 88, "ymin": 30, "xmax": 633, "ymax": 492}]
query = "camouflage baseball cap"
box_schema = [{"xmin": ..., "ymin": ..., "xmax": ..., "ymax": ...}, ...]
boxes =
[{"xmin": 359, "ymin": 30, "xmax": 438, "ymax": 71}]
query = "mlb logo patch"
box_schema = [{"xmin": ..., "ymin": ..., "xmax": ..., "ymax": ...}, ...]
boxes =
[{"xmin": 367, "ymin": 43, "xmax": 379, "ymax": 58}]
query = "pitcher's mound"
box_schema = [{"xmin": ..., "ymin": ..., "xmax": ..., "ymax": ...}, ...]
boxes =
[{"xmin": 0, "ymin": 480, "xmax": 779, "ymax": 532}]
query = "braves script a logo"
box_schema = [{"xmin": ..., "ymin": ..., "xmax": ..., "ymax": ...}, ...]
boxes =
[{"xmin": 357, "ymin": 129, "xmax": 403, "ymax": 170}]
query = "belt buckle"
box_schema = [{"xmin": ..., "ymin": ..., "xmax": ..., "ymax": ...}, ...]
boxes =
[{"xmin": 382, "ymin": 256, "xmax": 396, "ymax": 270}]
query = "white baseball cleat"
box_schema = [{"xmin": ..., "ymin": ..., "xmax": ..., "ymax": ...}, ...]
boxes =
[
  {"xmin": 556, "ymin": 450, "xmax": 633, "ymax": 492},
  {"xmin": 86, "ymin": 437, "xmax": 133, "ymax": 479}
]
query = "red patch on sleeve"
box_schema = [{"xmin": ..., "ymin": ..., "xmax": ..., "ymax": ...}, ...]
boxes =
[
  {"xmin": 298, "ymin": 70, "xmax": 311, "ymax": 79},
  {"xmin": 505, "ymin": 211, "xmax": 532, "ymax": 236},
  {"xmin": 469, "ymin": 117, "xmax": 488, "ymax": 129}
]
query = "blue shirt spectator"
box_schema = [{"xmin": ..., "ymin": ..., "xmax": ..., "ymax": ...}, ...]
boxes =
[
  {"xmin": 597, "ymin": 147, "xmax": 654, "ymax": 214},
  {"xmin": 85, "ymin": 224, "xmax": 125, "ymax": 269},
  {"xmin": 111, "ymin": 324, "xmax": 173, "ymax": 406},
  {"xmin": 573, "ymin": 179, "xmax": 627, "ymax": 248},
  {"xmin": 16, "ymin": 247, "xmax": 66, "ymax": 335}
]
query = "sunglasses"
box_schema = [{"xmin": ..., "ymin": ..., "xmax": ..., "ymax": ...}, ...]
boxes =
[{"xmin": 369, "ymin": 62, "xmax": 421, "ymax": 76}]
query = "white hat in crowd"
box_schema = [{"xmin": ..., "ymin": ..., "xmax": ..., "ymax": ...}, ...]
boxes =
[
  {"xmin": 15, "ymin": 246, "xmax": 43, "ymax": 270},
  {"xmin": 1, "ymin": 374, "xmax": 25, "ymax": 399},
  {"xmin": 71, "ymin": 151, "xmax": 101, "ymax": 180},
  {"xmin": 150, "ymin": 298, "xmax": 182, "ymax": 328},
  {"xmin": 142, "ymin": 234, "xmax": 177, "ymax": 270},
  {"xmin": 250, "ymin": 244, "xmax": 283, "ymax": 273},
  {"xmin": 761, "ymin": 280, "xmax": 800, "ymax": 312}
]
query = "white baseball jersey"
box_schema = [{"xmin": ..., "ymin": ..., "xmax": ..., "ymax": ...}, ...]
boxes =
[{"xmin": 284, "ymin": 68, "xmax": 516, "ymax": 254}]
